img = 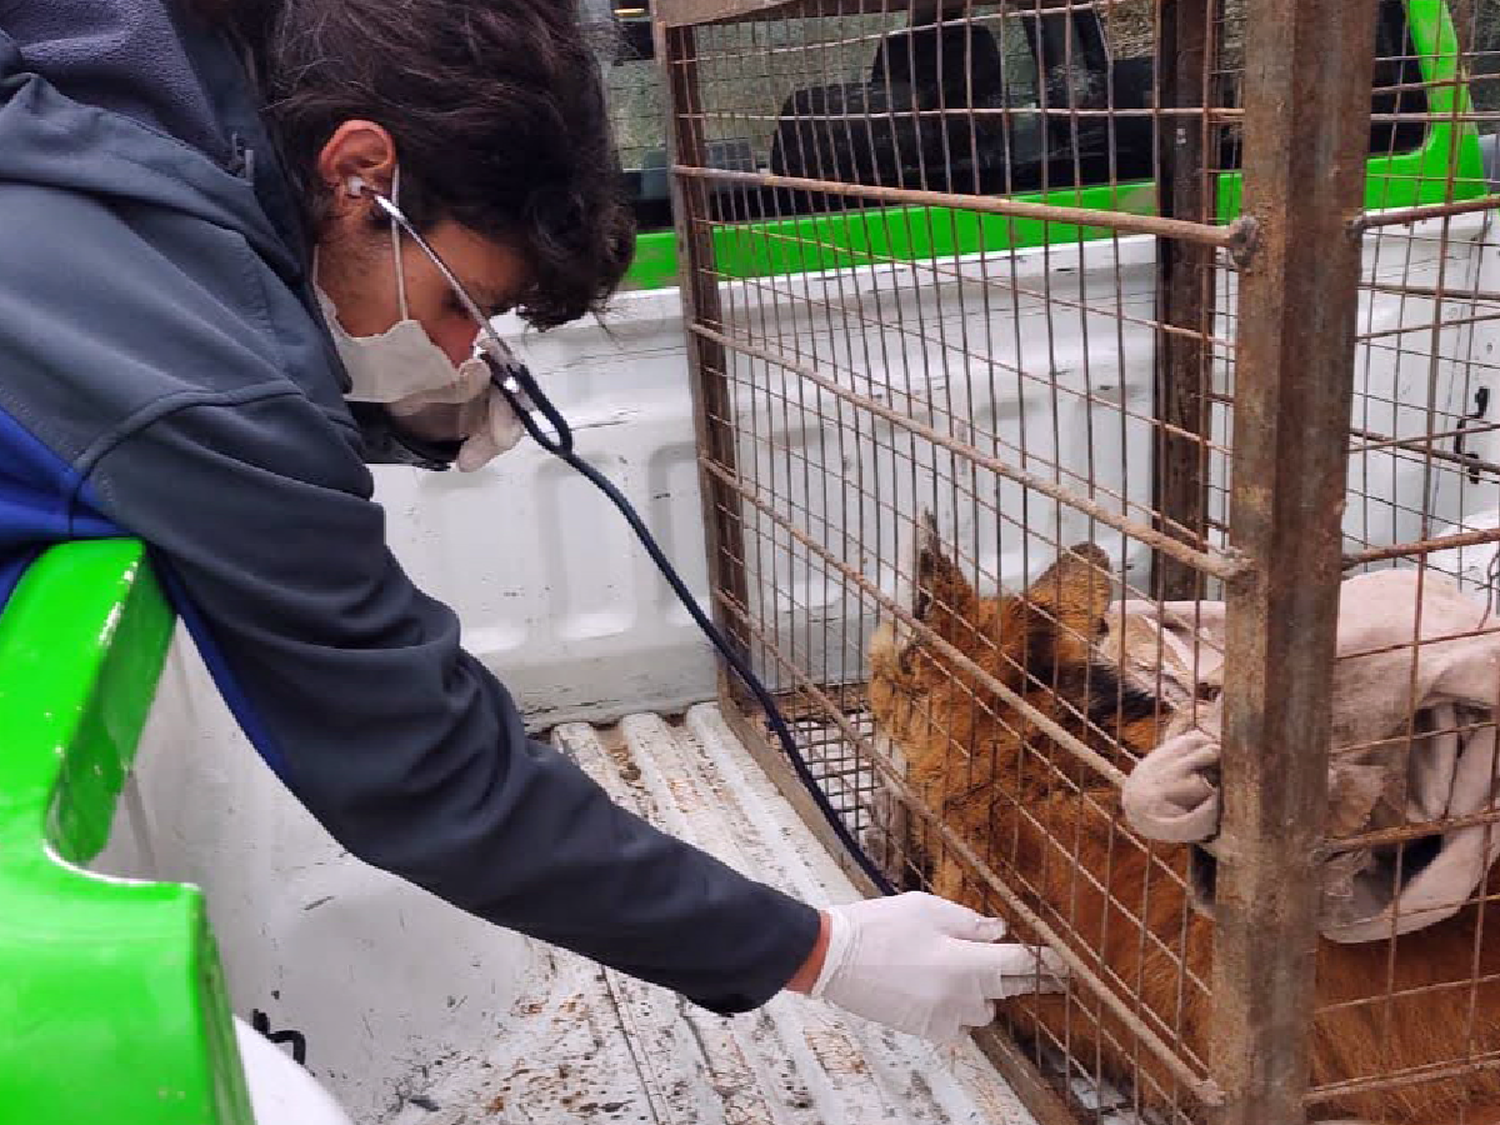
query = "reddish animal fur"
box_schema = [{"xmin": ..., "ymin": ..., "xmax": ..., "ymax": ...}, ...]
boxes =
[{"xmin": 867, "ymin": 527, "xmax": 1500, "ymax": 1124}]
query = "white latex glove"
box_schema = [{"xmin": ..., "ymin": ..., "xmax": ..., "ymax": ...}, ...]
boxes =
[
  {"xmin": 810, "ymin": 892, "xmax": 1067, "ymax": 1043},
  {"xmin": 384, "ymin": 336, "xmax": 531, "ymax": 471},
  {"xmin": 454, "ymin": 381, "xmax": 530, "ymax": 472}
]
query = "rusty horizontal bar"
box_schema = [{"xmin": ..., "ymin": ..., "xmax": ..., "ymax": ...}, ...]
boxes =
[
  {"xmin": 1348, "ymin": 422, "xmax": 1500, "ymax": 481},
  {"xmin": 692, "ymin": 323, "xmax": 1252, "ymax": 582},
  {"xmin": 713, "ymin": 591, "xmax": 1224, "ymax": 1105},
  {"xmin": 675, "ymin": 165, "xmax": 1256, "ymax": 251},
  {"xmin": 682, "ymin": 105, "xmax": 1245, "ymax": 123},
  {"xmin": 1323, "ymin": 801, "xmax": 1500, "ymax": 853},
  {"xmin": 656, "ymin": 0, "xmax": 857, "ymax": 26},
  {"xmin": 1361, "ymin": 280, "xmax": 1500, "ymax": 305},
  {"xmin": 657, "ymin": 0, "xmax": 1087, "ymax": 27},
  {"xmin": 714, "ymin": 385, "xmax": 1225, "ymax": 587},
  {"xmin": 1306, "ymin": 1049, "xmax": 1500, "ymax": 1106},
  {"xmin": 712, "ymin": 356, "xmax": 1232, "ymax": 577},
  {"xmin": 696, "ymin": 228, "xmax": 1239, "ymax": 365},
  {"xmin": 712, "ymin": 402, "xmax": 1219, "ymax": 612},
  {"xmin": 1341, "ymin": 523, "xmax": 1500, "ymax": 566},
  {"xmin": 1350, "ymin": 419, "xmax": 1500, "ymax": 454},
  {"xmin": 709, "ymin": 346, "xmax": 1225, "ymax": 544},
  {"xmin": 685, "ymin": 103, "xmax": 1494, "ymax": 126},
  {"xmin": 1315, "ymin": 970, "xmax": 1500, "ymax": 1016},
  {"xmin": 1367, "ymin": 111, "xmax": 1500, "ymax": 125},
  {"xmin": 1354, "ymin": 193, "xmax": 1500, "ymax": 231},
  {"xmin": 1335, "ymin": 620, "xmax": 1500, "ymax": 661},
  {"xmin": 1359, "ymin": 310, "xmax": 1500, "ymax": 342},
  {"xmin": 1328, "ymin": 714, "xmax": 1499, "ymax": 758}
]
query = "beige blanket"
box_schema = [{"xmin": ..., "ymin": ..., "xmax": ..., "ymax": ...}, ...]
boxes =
[{"xmin": 1113, "ymin": 570, "xmax": 1500, "ymax": 943}]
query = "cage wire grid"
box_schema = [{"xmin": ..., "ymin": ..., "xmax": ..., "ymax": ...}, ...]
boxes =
[{"xmin": 642, "ymin": 0, "xmax": 1500, "ymax": 1122}]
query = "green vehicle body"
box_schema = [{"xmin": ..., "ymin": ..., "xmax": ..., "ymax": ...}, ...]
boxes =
[
  {"xmin": 0, "ymin": 2, "xmax": 1487, "ymax": 1119},
  {"xmin": 620, "ymin": 0, "xmax": 1487, "ymax": 290}
]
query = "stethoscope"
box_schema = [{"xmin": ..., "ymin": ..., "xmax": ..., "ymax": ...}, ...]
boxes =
[{"xmin": 368, "ymin": 188, "xmax": 895, "ymax": 893}]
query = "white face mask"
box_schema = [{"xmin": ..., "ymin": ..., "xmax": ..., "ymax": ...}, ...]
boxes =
[{"xmin": 314, "ymin": 171, "xmax": 489, "ymax": 407}]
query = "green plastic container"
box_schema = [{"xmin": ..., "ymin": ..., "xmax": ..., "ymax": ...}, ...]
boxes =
[{"xmin": 0, "ymin": 541, "xmax": 253, "ymax": 1125}]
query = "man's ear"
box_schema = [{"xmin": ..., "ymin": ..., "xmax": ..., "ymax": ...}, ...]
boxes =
[{"xmin": 315, "ymin": 120, "xmax": 398, "ymax": 221}]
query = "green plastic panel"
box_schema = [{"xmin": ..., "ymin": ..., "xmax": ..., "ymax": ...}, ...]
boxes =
[
  {"xmin": 0, "ymin": 541, "xmax": 252, "ymax": 1125},
  {"xmin": 620, "ymin": 0, "xmax": 1489, "ymax": 290}
]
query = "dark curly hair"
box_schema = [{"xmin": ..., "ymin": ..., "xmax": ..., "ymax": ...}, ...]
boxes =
[{"xmin": 211, "ymin": 0, "xmax": 635, "ymax": 329}]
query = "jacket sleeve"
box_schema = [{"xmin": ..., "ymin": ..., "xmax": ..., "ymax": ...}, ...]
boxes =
[{"xmin": 85, "ymin": 387, "xmax": 821, "ymax": 1013}]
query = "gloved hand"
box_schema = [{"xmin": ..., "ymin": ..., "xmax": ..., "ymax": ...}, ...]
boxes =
[
  {"xmin": 453, "ymin": 380, "xmax": 530, "ymax": 472},
  {"xmin": 808, "ymin": 892, "xmax": 1067, "ymax": 1043},
  {"xmin": 384, "ymin": 336, "xmax": 531, "ymax": 471}
]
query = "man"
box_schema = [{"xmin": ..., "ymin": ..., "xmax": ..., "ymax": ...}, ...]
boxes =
[{"xmin": 0, "ymin": 0, "xmax": 1060, "ymax": 1047}]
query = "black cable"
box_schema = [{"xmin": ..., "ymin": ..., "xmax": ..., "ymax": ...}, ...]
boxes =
[
  {"xmin": 494, "ymin": 365, "xmax": 896, "ymax": 895},
  {"xmin": 364, "ymin": 184, "xmax": 897, "ymax": 894}
]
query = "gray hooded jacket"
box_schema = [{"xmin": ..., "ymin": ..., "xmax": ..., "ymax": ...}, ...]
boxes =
[{"xmin": 0, "ymin": 0, "xmax": 819, "ymax": 1012}]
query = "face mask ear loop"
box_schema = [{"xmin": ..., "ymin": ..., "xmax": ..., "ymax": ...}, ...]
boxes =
[{"xmin": 389, "ymin": 166, "xmax": 411, "ymax": 319}]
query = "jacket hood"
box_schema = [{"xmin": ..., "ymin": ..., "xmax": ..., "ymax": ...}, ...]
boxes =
[{"xmin": 0, "ymin": 0, "xmax": 303, "ymax": 278}]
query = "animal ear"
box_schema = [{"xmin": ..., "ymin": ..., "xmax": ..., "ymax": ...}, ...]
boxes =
[
  {"xmin": 1022, "ymin": 542, "xmax": 1114, "ymax": 662},
  {"xmin": 908, "ymin": 511, "xmax": 981, "ymax": 641}
]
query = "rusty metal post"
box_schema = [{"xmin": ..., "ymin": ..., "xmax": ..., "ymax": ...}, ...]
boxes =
[
  {"xmin": 1211, "ymin": 1, "xmax": 1381, "ymax": 1123},
  {"xmin": 653, "ymin": 18, "xmax": 754, "ymax": 705},
  {"xmin": 1153, "ymin": 0, "xmax": 1216, "ymax": 599}
]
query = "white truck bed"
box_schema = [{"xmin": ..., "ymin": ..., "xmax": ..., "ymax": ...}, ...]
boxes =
[{"xmin": 381, "ymin": 706, "xmax": 1033, "ymax": 1125}]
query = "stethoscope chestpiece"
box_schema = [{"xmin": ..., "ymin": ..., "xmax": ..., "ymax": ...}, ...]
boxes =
[{"xmin": 481, "ymin": 352, "xmax": 574, "ymax": 457}]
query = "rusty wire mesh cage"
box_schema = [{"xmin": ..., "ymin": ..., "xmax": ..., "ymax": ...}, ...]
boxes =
[{"xmin": 646, "ymin": 0, "xmax": 1500, "ymax": 1121}]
